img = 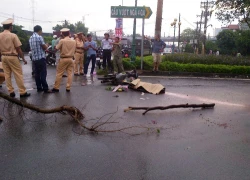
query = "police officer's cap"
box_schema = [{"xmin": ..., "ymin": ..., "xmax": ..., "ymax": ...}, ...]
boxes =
[
  {"xmin": 1, "ymin": 18, "xmax": 14, "ymax": 25},
  {"xmin": 60, "ymin": 28, "xmax": 70, "ymax": 32}
]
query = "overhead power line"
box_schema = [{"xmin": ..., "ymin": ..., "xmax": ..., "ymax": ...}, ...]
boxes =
[{"xmin": 0, "ymin": 11, "xmax": 60, "ymax": 23}]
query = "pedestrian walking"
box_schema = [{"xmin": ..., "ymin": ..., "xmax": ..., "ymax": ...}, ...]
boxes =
[
  {"xmin": 74, "ymin": 32, "xmax": 84, "ymax": 76},
  {"xmin": 29, "ymin": 25, "xmax": 53, "ymax": 93},
  {"xmin": 112, "ymin": 37, "xmax": 124, "ymax": 73},
  {"xmin": 52, "ymin": 28, "xmax": 76, "ymax": 92},
  {"xmin": 0, "ymin": 18, "xmax": 30, "ymax": 98},
  {"xmin": 102, "ymin": 33, "xmax": 113, "ymax": 72},
  {"xmin": 84, "ymin": 34, "xmax": 98, "ymax": 76}
]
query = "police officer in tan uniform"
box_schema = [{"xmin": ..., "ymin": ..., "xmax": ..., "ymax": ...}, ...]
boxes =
[
  {"xmin": 74, "ymin": 32, "xmax": 84, "ymax": 76},
  {"xmin": 52, "ymin": 28, "xmax": 76, "ymax": 92},
  {"xmin": 0, "ymin": 18, "xmax": 30, "ymax": 98}
]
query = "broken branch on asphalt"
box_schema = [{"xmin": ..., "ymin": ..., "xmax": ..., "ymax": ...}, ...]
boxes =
[
  {"xmin": 124, "ymin": 103, "xmax": 215, "ymax": 115},
  {"xmin": 0, "ymin": 92, "xmax": 84, "ymax": 120},
  {"xmin": 0, "ymin": 92, "xmax": 160, "ymax": 134}
]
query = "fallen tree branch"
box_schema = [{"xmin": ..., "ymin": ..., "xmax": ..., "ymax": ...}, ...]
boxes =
[
  {"xmin": 0, "ymin": 92, "xmax": 84, "ymax": 120},
  {"xmin": 0, "ymin": 92, "xmax": 165, "ymax": 135},
  {"xmin": 124, "ymin": 103, "xmax": 215, "ymax": 115}
]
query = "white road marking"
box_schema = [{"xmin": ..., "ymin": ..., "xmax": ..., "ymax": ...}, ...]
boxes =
[{"xmin": 165, "ymin": 92, "xmax": 246, "ymax": 107}]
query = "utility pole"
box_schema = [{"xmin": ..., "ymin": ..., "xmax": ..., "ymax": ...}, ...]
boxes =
[
  {"xmin": 195, "ymin": 11, "xmax": 204, "ymax": 54},
  {"xmin": 200, "ymin": 0, "xmax": 214, "ymax": 49},
  {"xmin": 178, "ymin": 13, "xmax": 181, "ymax": 52},
  {"xmin": 131, "ymin": 0, "xmax": 137, "ymax": 62},
  {"xmin": 155, "ymin": 0, "xmax": 164, "ymax": 37}
]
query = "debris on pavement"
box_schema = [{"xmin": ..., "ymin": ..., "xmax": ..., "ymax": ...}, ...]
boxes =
[
  {"xmin": 129, "ymin": 79, "xmax": 165, "ymax": 95},
  {"xmin": 105, "ymin": 85, "xmax": 128, "ymax": 92}
]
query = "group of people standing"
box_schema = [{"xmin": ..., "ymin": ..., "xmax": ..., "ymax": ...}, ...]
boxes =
[{"xmin": 0, "ymin": 18, "xmax": 125, "ymax": 97}]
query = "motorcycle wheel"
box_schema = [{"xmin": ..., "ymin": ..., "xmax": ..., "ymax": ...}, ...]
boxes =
[{"xmin": 46, "ymin": 56, "xmax": 52, "ymax": 65}]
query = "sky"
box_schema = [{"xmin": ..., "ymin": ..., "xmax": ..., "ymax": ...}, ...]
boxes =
[{"xmin": 0, "ymin": 0, "xmax": 233, "ymax": 37}]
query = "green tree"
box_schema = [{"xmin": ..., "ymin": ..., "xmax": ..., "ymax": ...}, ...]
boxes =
[
  {"xmin": 12, "ymin": 25, "xmax": 29, "ymax": 52},
  {"xmin": 53, "ymin": 20, "xmax": 88, "ymax": 33},
  {"xmin": 43, "ymin": 36, "xmax": 53, "ymax": 45},
  {"xmin": 216, "ymin": 30, "xmax": 237, "ymax": 55},
  {"xmin": 236, "ymin": 30, "xmax": 250, "ymax": 55},
  {"xmin": 184, "ymin": 43, "xmax": 194, "ymax": 53},
  {"xmin": 75, "ymin": 21, "xmax": 88, "ymax": 34},
  {"xmin": 181, "ymin": 28, "xmax": 196, "ymax": 43},
  {"xmin": 215, "ymin": 0, "xmax": 250, "ymax": 28},
  {"xmin": 205, "ymin": 40, "xmax": 218, "ymax": 53}
]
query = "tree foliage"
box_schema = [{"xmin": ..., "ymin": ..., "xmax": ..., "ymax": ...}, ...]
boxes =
[
  {"xmin": 215, "ymin": 0, "xmax": 250, "ymax": 27},
  {"xmin": 235, "ymin": 30, "xmax": 250, "ymax": 55},
  {"xmin": 216, "ymin": 30, "xmax": 237, "ymax": 55},
  {"xmin": 53, "ymin": 20, "xmax": 88, "ymax": 34},
  {"xmin": 181, "ymin": 28, "xmax": 196, "ymax": 43},
  {"xmin": 184, "ymin": 43, "xmax": 194, "ymax": 53},
  {"xmin": 43, "ymin": 36, "xmax": 53, "ymax": 45},
  {"xmin": 216, "ymin": 29, "xmax": 250, "ymax": 55},
  {"xmin": 12, "ymin": 25, "xmax": 29, "ymax": 51},
  {"xmin": 205, "ymin": 40, "xmax": 218, "ymax": 53}
]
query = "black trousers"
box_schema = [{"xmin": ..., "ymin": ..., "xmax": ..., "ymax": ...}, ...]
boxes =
[
  {"xmin": 102, "ymin": 49, "xmax": 112, "ymax": 70},
  {"xmin": 34, "ymin": 58, "xmax": 49, "ymax": 92}
]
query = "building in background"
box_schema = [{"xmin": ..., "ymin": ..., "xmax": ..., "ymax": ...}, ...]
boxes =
[
  {"xmin": 221, "ymin": 24, "xmax": 239, "ymax": 31},
  {"xmin": 214, "ymin": 28, "xmax": 223, "ymax": 37},
  {"xmin": 214, "ymin": 24, "xmax": 240, "ymax": 37}
]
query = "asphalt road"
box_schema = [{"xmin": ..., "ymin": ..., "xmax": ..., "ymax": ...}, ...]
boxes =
[{"xmin": 0, "ymin": 58, "xmax": 250, "ymax": 180}]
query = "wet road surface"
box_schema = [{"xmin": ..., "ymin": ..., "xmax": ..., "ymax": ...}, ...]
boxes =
[{"xmin": 0, "ymin": 59, "xmax": 250, "ymax": 180}]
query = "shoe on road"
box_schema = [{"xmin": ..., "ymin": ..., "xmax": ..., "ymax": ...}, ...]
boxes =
[
  {"xmin": 20, "ymin": 92, "xmax": 31, "ymax": 98},
  {"xmin": 52, "ymin": 88, "xmax": 59, "ymax": 92},
  {"xmin": 10, "ymin": 92, "xmax": 16, "ymax": 97}
]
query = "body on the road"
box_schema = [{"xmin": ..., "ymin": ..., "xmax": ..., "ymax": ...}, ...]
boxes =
[
  {"xmin": 29, "ymin": 25, "xmax": 52, "ymax": 93},
  {"xmin": 101, "ymin": 33, "xmax": 113, "ymax": 72},
  {"xmin": 52, "ymin": 28, "xmax": 76, "ymax": 92},
  {"xmin": 112, "ymin": 37, "xmax": 124, "ymax": 74},
  {"xmin": 84, "ymin": 34, "xmax": 97, "ymax": 76},
  {"xmin": 74, "ymin": 32, "xmax": 84, "ymax": 76},
  {"xmin": 0, "ymin": 18, "xmax": 30, "ymax": 98}
]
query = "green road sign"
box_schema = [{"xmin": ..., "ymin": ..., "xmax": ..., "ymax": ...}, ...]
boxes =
[{"xmin": 111, "ymin": 6, "xmax": 152, "ymax": 19}]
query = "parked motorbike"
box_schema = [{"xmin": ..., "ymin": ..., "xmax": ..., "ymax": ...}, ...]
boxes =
[
  {"xmin": 122, "ymin": 48, "xmax": 130, "ymax": 58},
  {"xmin": 45, "ymin": 46, "xmax": 56, "ymax": 65}
]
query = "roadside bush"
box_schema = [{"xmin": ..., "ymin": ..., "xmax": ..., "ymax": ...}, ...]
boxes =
[
  {"xmin": 162, "ymin": 53, "xmax": 250, "ymax": 66},
  {"xmin": 121, "ymin": 56, "xmax": 250, "ymax": 75}
]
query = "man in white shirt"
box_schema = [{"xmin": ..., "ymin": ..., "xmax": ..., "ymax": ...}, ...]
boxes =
[{"xmin": 101, "ymin": 33, "xmax": 113, "ymax": 72}]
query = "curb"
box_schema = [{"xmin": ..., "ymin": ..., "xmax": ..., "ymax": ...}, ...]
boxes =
[{"xmin": 138, "ymin": 71, "xmax": 250, "ymax": 79}]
